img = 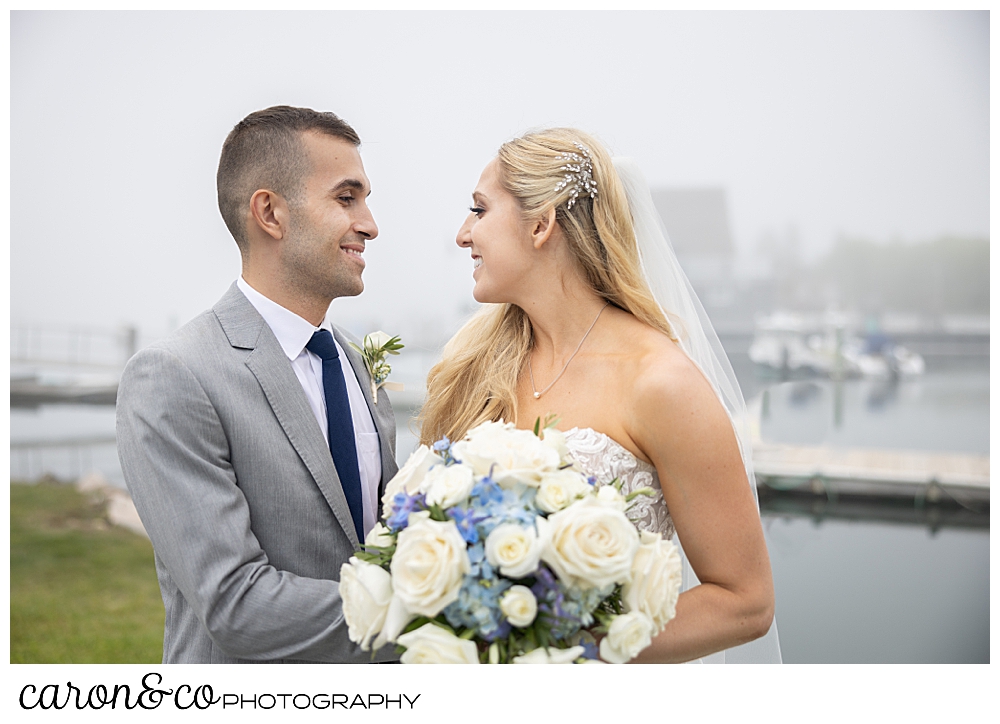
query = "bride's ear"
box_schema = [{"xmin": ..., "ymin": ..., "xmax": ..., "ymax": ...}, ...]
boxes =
[{"xmin": 530, "ymin": 207, "xmax": 558, "ymax": 250}]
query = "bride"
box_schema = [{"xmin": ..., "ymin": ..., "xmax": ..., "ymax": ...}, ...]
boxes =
[{"xmin": 419, "ymin": 128, "xmax": 780, "ymax": 663}]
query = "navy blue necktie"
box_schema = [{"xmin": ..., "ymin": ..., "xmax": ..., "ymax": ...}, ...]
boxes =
[{"xmin": 306, "ymin": 329, "xmax": 364, "ymax": 543}]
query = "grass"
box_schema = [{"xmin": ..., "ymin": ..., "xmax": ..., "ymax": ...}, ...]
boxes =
[{"xmin": 10, "ymin": 479, "xmax": 164, "ymax": 663}]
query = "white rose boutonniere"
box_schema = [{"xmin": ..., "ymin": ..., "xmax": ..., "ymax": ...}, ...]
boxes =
[{"xmin": 349, "ymin": 331, "xmax": 404, "ymax": 404}]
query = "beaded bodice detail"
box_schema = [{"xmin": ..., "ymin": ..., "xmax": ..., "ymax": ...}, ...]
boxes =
[{"xmin": 562, "ymin": 427, "xmax": 675, "ymax": 540}]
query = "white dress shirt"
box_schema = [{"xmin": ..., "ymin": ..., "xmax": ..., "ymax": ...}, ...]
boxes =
[{"xmin": 237, "ymin": 277, "xmax": 382, "ymax": 537}]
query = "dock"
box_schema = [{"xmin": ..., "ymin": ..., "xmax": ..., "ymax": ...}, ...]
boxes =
[
  {"xmin": 751, "ymin": 442, "xmax": 989, "ymax": 505},
  {"xmin": 10, "ymin": 379, "xmax": 118, "ymax": 408}
]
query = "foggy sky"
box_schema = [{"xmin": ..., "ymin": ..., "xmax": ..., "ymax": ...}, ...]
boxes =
[{"xmin": 10, "ymin": 11, "xmax": 989, "ymax": 344}]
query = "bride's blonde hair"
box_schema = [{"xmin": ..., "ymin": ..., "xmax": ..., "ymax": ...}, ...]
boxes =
[{"xmin": 419, "ymin": 128, "xmax": 677, "ymax": 445}]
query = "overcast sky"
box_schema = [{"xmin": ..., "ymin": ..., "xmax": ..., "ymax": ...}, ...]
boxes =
[{"xmin": 10, "ymin": 11, "xmax": 989, "ymax": 344}]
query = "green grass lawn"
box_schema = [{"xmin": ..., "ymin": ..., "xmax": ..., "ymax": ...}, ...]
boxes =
[{"xmin": 10, "ymin": 480, "xmax": 164, "ymax": 663}]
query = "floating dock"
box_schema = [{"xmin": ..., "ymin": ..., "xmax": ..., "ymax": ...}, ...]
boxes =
[{"xmin": 752, "ymin": 442, "xmax": 989, "ymax": 505}]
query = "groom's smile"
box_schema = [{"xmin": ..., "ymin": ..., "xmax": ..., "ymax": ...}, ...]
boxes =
[{"xmin": 282, "ymin": 131, "xmax": 378, "ymax": 303}]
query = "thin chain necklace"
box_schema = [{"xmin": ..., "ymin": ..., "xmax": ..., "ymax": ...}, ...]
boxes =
[{"xmin": 528, "ymin": 302, "xmax": 610, "ymax": 399}]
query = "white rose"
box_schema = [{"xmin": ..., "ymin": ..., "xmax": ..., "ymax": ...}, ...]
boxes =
[
  {"xmin": 381, "ymin": 445, "xmax": 442, "ymax": 514},
  {"xmin": 499, "ymin": 585, "xmax": 537, "ymax": 627},
  {"xmin": 372, "ymin": 594, "xmax": 415, "ymax": 649},
  {"xmin": 366, "ymin": 330, "xmax": 393, "ymax": 349},
  {"xmin": 599, "ymin": 611, "xmax": 655, "ymax": 664},
  {"xmin": 540, "ymin": 427, "xmax": 573, "ymax": 465},
  {"xmin": 364, "ymin": 522, "xmax": 395, "ymax": 549},
  {"xmin": 397, "ymin": 623, "xmax": 480, "ymax": 664},
  {"xmin": 535, "ymin": 469, "xmax": 591, "ymax": 513},
  {"xmin": 622, "ymin": 530, "xmax": 683, "ymax": 632},
  {"xmin": 512, "ymin": 645, "xmax": 585, "ymax": 664},
  {"xmin": 485, "ymin": 523, "xmax": 544, "ymax": 579},
  {"xmin": 595, "ymin": 484, "xmax": 627, "ymax": 512},
  {"xmin": 390, "ymin": 513, "xmax": 471, "ymax": 617},
  {"xmin": 452, "ymin": 420, "xmax": 560, "ymax": 488},
  {"xmin": 338, "ymin": 557, "xmax": 392, "ymax": 651},
  {"xmin": 540, "ymin": 496, "xmax": 639, "ymax": 589},
  {"xmin": 419, "ymin": 464, "xmax": 475, "ymax": 509}
]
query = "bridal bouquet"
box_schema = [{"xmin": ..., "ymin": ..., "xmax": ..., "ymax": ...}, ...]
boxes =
[{"xmin": 338, "ymin": 419, "xmax": 682, "ymax": 664}]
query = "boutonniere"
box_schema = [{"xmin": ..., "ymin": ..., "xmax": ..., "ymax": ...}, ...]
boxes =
[{"xmin": 349, "ymin": 331, "xmax": 404, "ymax": 404}]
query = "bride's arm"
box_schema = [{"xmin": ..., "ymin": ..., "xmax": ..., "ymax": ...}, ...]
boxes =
[{"xmin": 625, "ymin": 350, "xmax": 775, "ymax": 663}]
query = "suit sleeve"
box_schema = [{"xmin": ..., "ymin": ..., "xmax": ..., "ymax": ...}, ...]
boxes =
[{"xmin": 116, "ymin": 346, "xmax": 396, "ymax": 662}]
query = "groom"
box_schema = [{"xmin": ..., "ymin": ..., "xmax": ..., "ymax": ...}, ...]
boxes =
[{"xmin": 116, "ymin": 106, "xmax": 399, "ymax": 663}]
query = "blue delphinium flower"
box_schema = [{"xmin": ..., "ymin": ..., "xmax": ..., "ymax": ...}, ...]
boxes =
[
  {"xmin": 385, "ymin": 491, "xmax": 426, "ymax": 532},
  {"xmin": 443, "ymin": 574, "xmax": 512, "ymax": 640},
  {"xmin": 447, "ymin": 505, "xmax": 487, "ymax": 545},
  {"xmin": 432, "ymin": 436, "xmax": 460, "ymax": 466},
  {"xmin": 531, "ymin": 566, "xmax": 613, "ymax": 641}
]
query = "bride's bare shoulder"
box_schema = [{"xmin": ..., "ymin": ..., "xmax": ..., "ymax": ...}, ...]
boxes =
[
  {"xmin": 608, "ymin": 313, "xmax": 698, "ymax": 383},
  {"xmin": 613, "ymin": 314, "xmax": 725, "ymax": 425}
]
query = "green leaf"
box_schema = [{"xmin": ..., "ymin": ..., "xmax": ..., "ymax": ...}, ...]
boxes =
[
  {"xmin": 624, "ymin": 487, "xmax": 656, "ymax": 502},
  {"xmin": 427, "ymin": 503, "xmax": 449, "ymax": 522},
  {"xmin": 533, "ymin": 417, "xmax": 541, "ymax": 437}
]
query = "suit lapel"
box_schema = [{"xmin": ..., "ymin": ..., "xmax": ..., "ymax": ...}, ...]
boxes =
[
  {"xmin": 332, "ymin": 326, "xmax": 399, "ymax": 496},
  {"xmin": 214, "ymin": 284, "xmax": 360, "ymax": 547}
]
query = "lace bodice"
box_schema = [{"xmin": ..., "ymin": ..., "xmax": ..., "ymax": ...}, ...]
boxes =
[{"xmin": 562, "ymin": 427, "xmax": 675, "ymax": 540}]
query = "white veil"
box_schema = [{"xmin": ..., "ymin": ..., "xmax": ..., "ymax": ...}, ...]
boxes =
[{"xmin": 613, "ymin": 157, "xmax": 782, "ymax": 664}]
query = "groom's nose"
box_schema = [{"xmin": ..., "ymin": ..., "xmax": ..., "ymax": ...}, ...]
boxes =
[{"xmin": 354, "ymin": 204, "xmax": 379, "ymax": 240}]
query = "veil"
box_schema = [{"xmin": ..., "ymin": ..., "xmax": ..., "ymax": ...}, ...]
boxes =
[{"xmin": 613, "ymin": 157, "xmax": 782, "ymax": 664}]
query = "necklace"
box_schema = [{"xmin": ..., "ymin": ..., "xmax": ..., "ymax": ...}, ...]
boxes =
[{"xmin": 528, "ymin": 302, "xmax": 610, "ymax": 399}]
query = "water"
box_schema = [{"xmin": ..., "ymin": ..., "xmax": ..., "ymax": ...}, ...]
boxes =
[
  {"xmin": 765, "ymin": 516, "xmax": 989, "ymax": 663},
  {"xmin": 758, "ymin": 371, "xmax": 989, "ymax": 454},
  {"xmin": 8, "ymin": 358, "xmax": 989, "ymax": 663},
  {"xmin": 10, "ymin": 404, "xmax": 121, "ymax": 486}
]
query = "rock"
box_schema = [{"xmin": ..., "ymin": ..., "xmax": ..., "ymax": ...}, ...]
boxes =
[{"xmin": 73, "ymin": 472, "xmax": 148, "ymax": 539}]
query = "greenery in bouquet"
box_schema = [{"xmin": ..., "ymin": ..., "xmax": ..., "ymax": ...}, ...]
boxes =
[{"xmin": 338, "ymin": 418, "xmax": 683, "ymax": 664}]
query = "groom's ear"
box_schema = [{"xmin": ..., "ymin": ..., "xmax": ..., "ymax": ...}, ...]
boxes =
[
  {"xmin": 249, "ymin": 189, "xmax": 290, "ymax": 241},
  {"xmin": 530, "ymin": 207, "xmax": 558, "ymax": 250}
]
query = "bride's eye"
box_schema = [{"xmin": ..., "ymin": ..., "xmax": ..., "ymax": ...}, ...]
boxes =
[{"xmin": 469, "ymin": 206, "xmax": 485, "ymax": 216}]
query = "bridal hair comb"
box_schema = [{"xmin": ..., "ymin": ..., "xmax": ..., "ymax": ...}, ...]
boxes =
[{"xmin": 554, "ymin": 142, "xmax": 598, "ymax": 209}]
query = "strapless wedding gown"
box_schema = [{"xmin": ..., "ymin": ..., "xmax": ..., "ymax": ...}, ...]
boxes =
[
  {"xmin": 564, "ymin": 427, "xmax": 782, "ymax": 664},
  {"xmin": 562, "ymin": 427, "xmax": 675, "ymax": 541}
]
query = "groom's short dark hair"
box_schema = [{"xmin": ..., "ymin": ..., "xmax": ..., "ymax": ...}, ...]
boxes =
[{"xmin": 217, "ymin": 105, "xmax": 361, "ymax": 253}]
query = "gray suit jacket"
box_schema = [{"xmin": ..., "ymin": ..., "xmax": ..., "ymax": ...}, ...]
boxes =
[{"xmin": 116, "ymin": 283, "xmax": 400, "ymax": 663}]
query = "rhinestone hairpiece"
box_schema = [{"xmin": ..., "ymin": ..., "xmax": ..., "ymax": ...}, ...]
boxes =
[{"xmin": 553, "ymin": 142, "xmax": 598, "ymax": 209}]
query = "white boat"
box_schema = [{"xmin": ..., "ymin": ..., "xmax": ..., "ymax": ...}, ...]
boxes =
[{"xmin": 749, "ymin": 311, "xmax": 924, "ymax": 379}]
